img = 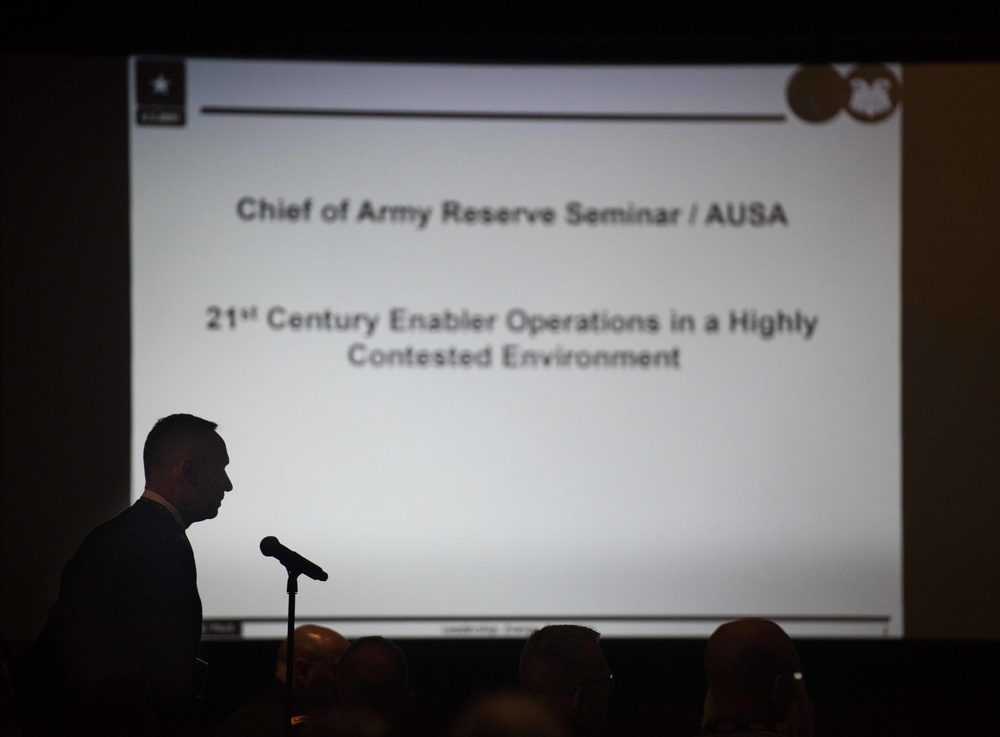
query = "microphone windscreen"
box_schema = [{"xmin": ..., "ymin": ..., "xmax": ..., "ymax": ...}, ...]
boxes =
[{"xmin": 260, "ymin": 536, "xmax": 280, "ymax": 556}]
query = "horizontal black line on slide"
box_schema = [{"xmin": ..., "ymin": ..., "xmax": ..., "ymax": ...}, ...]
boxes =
[{"xmin": 200, "ymin": 107, "xmax": 786, "ymax": 123}]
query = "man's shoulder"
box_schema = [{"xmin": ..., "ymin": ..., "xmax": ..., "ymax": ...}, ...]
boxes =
[
  {"xmin": 69, "ymin": 499, "xmax": 184, "ymax": 567},
  {"xmin": 89, "ymin": 498, "xmax": 179, "ymax": 536},
  {"xmin": 50, "ymin": 500, "xmax": 191, "ymax": 622}
]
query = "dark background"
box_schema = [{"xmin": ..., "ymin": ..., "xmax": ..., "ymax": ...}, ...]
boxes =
[{"xmin": 3, "ymin": 12, "xmax": 999, "ymax": 737}]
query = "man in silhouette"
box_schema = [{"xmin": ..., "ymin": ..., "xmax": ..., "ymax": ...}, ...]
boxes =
[
  {"xmin": 700, "ymin": 619, "xmax": 813, "ymax": 737},
  {"xmin": 519, "ymin": 625, "xmax": 612, "ymax": 737},
  {"xmin": 24, "ymin": 413, "xmax": 233, "ymax": 736},
  {"xmin": 335, "ymin": 636, "xmax": 414, "ymax": 737}
]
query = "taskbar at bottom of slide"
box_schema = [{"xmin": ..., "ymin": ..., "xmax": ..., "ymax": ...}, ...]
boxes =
[{"xmin": 203, "ymin": 614, "xmax": 896, "ymax": 639}]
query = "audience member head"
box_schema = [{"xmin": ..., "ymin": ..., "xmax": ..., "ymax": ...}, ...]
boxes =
[
  {"xmin": 450, "ymin": 690, "xmax": 569, "ymax": 737},
  {"xmin": 702, "ymin": 619, "xmax": 810, "ymax": 735},
  {"xmin": 335, "ymin": 636, "xmax": 413, "ymax": 735},
  {"xmin": 142, "ymin": 413, "xmax": 232, "ymax": 526},
  {"xmin": 275, "ymin": 624, "xmax": 350, "ymax": 707},
  {"xmin": 519, "ymin": 625, "xmax": 612, "ymax": 737}
]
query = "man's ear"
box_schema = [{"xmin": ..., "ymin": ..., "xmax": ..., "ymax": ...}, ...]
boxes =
[
  {"xmin": 180, "ymin": 456, "xmax": 198, "ymax": 487},
  {"xmin": 771, "ymin": 673, "xmax": 794, "ymax": 717},
  {"xmin": 292, "ymin": 657, "xmax": 311, "ymax": 688}
]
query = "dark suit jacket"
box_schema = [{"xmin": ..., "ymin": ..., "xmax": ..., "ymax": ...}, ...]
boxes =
[{"xmin": 32, "ymin": 497, "xmax": 203, "ymax": 733}]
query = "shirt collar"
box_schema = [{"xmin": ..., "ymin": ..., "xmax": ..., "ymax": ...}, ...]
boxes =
[{"xmin": 141, "ymin": 489, "xmax": 188, "ymax": 529}]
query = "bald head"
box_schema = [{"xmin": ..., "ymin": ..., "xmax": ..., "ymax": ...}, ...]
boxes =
[
  {"xmin": 703, "ymin": 619, "xmax": 801, "ymax": 728},
  {"xmin": 277, "ymin": 625, "xmax": 350, "ymax": 678},
  {"xmin": 276, "ymin": 625, "xmax": 350, "ymax": 706}
]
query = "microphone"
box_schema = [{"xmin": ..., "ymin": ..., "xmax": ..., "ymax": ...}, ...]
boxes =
[{"xmin": 260, "ymin": 536, "xmax": 329, "ymax": 581}]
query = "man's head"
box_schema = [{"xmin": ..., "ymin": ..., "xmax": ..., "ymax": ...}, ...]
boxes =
[
  {"xmin": 276, "ymin": 625, "xmax": 350, "ymax": 707},
  {"xmin": 702, "ymin": 619, "xmax": 805, "ymax": 731},
  {"xmin": 335, "ymin": 636, "xmax": 413, "ymax": 735},
  {"xmin": 143, "ymin": 413, "xmax": 232, "ymax": 526},
  {"xmin": 519, "ymin": 625, "xmax": 611, "ymax": 737}
]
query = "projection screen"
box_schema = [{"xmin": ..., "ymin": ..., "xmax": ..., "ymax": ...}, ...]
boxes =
[{"xmin": 129, "ymin": 58, "xmax": 902, "ymax": 638}]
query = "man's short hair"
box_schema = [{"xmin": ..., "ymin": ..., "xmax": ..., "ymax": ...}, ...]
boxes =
[
  {"xmin": 336, "ymin": 636, "xmax": 410, "ymax": 710},
  {"xmin": 705, "ymin": 619, "xmax": 800, "ymax": 703},
  {"xmin": 143, "ymin": 414, "xmax": 219, "ymax": 476},
  {"xmin": 519, "ymin": 625, "xmax": 601, "ymax": 694}
]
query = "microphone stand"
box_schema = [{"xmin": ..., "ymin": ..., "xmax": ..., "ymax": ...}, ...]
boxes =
[
  {"xmin": 284, "ymin": 570, "xmax": 298, "ymax": 737},
  {"xmin": 261, "ymin": 536, "xmax": 328, "ymax": 736}
]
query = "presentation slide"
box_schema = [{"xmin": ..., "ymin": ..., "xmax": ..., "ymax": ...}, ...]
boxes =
[{"xmin": 129, "ymin": 59, "xmax": 901, "ymax": 638}]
